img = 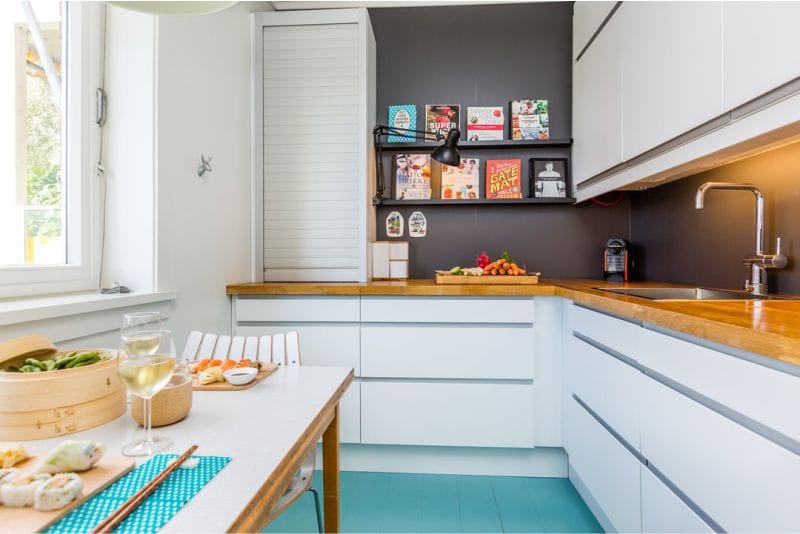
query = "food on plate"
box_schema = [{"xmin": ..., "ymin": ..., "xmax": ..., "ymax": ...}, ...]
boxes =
[
  {"xmin": 235, "ymin": 359, "xmax": 262, "ymax": 369},
  {"xmin": 446, "ymin": 266, "xmax": 484, "ymax": 276},
  {"xmin": 33, "ymin": 472, "xmax": 83, "ymax": 511},
  {"xmin": 221, "ymin": 359, "xmax": 237, "ymax": 372},
  {"xmin": 1, "ymin": 473, "xmax": 51, "ymax": 507},
  {"xmin": 0, "ymin": 443, "xmax": 28, "ymax": 468},
  {"xmin": 37, "ymin": 440, "xmax": 106, "ymax": 474},
  {"xmin": 2, "ymin": 351, "xmax": 104, "ymax": 373},
  {"xmin": 199, "ymin": 365, "xmax": 224, "ymax": 385},
  {"xmin": 191, "ymin": 359, "xmax": 209, "ymax": 373},
  {"xmin": 481, "ymin": 251, "xmax": 526, "ymax": 276},
  {"xmin": 0, "ymin": 468, "xmax": 22, "ymax": 503}
]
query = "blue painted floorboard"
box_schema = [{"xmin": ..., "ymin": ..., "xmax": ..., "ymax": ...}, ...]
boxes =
[{"xmin": 263, "ymin": 471, "xmax": 603, "ymax": 533}]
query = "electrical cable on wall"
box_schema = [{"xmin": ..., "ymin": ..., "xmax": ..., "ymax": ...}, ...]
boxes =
[{"xmin": 592, "ymin": 191, "xmax": 625, "ymax": 207}]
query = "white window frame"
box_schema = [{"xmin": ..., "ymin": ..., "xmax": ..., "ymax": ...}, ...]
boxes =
[{"xmin": 0, "ymin": 2, "xmax": 102, "ymax": 299}]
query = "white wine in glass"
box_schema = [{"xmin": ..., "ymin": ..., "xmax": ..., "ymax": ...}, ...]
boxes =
[{"xmin": 118, "ymin": 329, "xmax": 176, "ymax": 457}]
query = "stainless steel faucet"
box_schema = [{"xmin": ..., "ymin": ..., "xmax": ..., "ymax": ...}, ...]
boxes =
[{"xmin": 695, "ymin": 182, "xmax": 787, "ymax": 296}]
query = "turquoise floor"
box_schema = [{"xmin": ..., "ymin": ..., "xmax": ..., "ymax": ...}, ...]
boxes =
[{"xmin": 264, "ymin": 471, "xmax": 603, "ymax": 533}]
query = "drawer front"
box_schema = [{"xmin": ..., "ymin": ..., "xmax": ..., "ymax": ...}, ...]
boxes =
[
  {"xmin": 235, "ymin": 296, "xmax": 360, "ymax": 323},
  {"xmin": 565, "ymin": 396, "xmax": 642, "ymax": 533},
  {"xmin": 638, "ymin": 327, "xmax": 800, "ymax": 443},
  {"xmin": 361, "ymin": 381, "xmax": 534, "ymax": 448},
  {"xmin": 567, "ymin": 335, "xmax": 640, "ymax": 447},
  {"xmin": 361, "ymin": 324, "xmax": 534, "ymax": 379},
  {"xmin": 339, "ymin": 381, "xmax": 360, "ymax": 444},
  {"xmin": 571, "ymin": 304, "xmax": 644, "ymax": 359},
  {"xmin": 640, "ymin": 377, "xmax": 800, "ymax": 533},
  {"xmin": 361, "ymin": 296, "xmax": 535, "ymax": 324},
  {"xmin": 235, "ymin": 324, "xmax": 360, "ymax": 374},
  {"xmin": 641, "ymin": 467, "xmax": 713, "ymax": 533}
]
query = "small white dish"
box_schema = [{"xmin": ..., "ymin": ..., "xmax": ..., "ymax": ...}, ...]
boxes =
[{"xmin": 223, "ymin": 367, "xmax": 258, "ymax": 386}]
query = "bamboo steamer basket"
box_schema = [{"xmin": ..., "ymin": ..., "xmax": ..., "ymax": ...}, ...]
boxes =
[{"xmin": 0, "ymin": 348, "xmax": 126, "ymax": 440}]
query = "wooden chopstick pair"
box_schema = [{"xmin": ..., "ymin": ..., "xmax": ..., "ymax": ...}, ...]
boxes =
[{"xmin": 91, "ymin": 444, "xmax": 199, "ymax": 534}]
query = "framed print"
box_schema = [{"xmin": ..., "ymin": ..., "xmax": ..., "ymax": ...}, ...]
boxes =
[{"xmin": 530, "ymin": 158, "xmax": 569, "ymax": 198}]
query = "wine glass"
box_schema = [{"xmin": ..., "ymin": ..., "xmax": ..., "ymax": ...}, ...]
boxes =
[
  {"xmin": 117, "ymin": 329, "xmax": 176, "ymax": 457},
  {"xmin": 121, "ymin": 312, "xmax": 162, "ymax": 343}
]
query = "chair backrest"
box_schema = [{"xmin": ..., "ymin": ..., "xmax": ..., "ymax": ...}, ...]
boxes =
[{"xmin": 182, "ymin": 331, "xmax": 301, "ymax": 366}]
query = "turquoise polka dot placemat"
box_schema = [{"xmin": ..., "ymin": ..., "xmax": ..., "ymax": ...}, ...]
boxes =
[{"xmin": 46, "ymin": 454, "xmax": 231, "ymax": 534}]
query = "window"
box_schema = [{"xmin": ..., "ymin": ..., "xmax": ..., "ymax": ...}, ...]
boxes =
[{"xmin": 0, "ymin": 1, "xmax": 101, "ymax": 298}]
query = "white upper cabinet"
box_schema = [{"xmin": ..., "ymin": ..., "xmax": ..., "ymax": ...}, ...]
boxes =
[
  {"xmin": 253, "ymin": 9, "xmax": 375, "ymax": 282},
  {"xmin": 573, "ymin": 12, "xmax": 623, "ymax": 185},
  {"xmin": 723, "ymin": 2, "xmax": 800, "ymax": 109},
  {"xmin": 620, "ymin": 1, "xmax": 724, "ymax": 160},
  {"xmin": 572, "ymin": 1, "xmax": 617, "ymax": 60}
]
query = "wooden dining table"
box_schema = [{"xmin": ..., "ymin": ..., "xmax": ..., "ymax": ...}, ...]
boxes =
[{"xmin": 29, "ymin": 365, "xmax": 354, "ymax": 533}]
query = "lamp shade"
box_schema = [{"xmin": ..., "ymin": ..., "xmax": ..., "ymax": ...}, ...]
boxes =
[{"xmin": 431, "ymin": 129, "xmax": 461, "ymax": 166}]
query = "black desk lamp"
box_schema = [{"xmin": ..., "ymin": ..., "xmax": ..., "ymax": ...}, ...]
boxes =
[{"xmin": 372, "ymin": 126, "xmax": 461, "ymax": 204}]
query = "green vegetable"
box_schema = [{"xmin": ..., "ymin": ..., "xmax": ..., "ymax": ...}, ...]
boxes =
[
  {"xmin": 43, "ymin": 359, "xmax": 56, "ymax": 371},
  {"xmin": 20, "ymin": 365, "xmax": 41, "ymax": 373},
  {"xmin": 501, "ymin": 251, "xmax": 516, "ymax": 265},
  {"xmin": 25, "ymin": 358, "xmax": 47, "ymax": 371},
  {"xmin": 65, "ymin": 352, "xmax": 100, "ymax": 368},
  {"xmin": 55, "ymin": 354, "xmax": 77, "ymax": 369},
  {"xmin": 449, "ymin": 266, "xmax": 463, "ymax": 275}
]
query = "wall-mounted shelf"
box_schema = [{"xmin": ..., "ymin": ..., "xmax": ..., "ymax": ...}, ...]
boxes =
[
  {"xmin": 378, "ymin": 197, "xmax": 576, "ymax": 206},
  {"xmin": 379, "ymin": 138, "xmax": 573, "ymax": 150}
]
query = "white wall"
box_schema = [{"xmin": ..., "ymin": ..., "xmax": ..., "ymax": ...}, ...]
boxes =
[{"xmin": 155, "ymin": 3, "xmax": 272, "ymax": 345}]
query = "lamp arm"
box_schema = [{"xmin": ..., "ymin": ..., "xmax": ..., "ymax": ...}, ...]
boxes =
[{"xmin": 373, "ymin": 125, "xmax": 445, "ymax": 142}]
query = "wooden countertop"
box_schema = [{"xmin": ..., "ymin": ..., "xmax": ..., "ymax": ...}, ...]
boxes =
[{"xmin": 226, "ymin": 279, "xmax": 800, "ymax": 366}]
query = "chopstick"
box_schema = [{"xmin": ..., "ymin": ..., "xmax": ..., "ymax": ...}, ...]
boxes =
[{"xmin": 91, "ymin": 444, "xmax": 199, "ymax": 534}]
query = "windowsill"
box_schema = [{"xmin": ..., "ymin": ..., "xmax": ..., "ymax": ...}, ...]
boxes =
[{"xmin": 0, "ymin": 290, "xmax": 178, "ymax": 327}]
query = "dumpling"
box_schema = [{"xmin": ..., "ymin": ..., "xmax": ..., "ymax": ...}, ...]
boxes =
[
  {"xmin": 37, "ymin": 440, "xmax": 105, "ymax": 474},
  {"xmin": 0, "ymin": 442, "xmax": 28, "ymax": 468}
]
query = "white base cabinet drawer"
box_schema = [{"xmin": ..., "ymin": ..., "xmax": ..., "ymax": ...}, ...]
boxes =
[
  {"xmin": 361, "ymin": 381, "xmax": 534, "ymax": 448},
  {"xmin": 637, "ymin": 327, "xmax": 800, "ymax": 443},
  {"xmin": 235, "ymin": 324, "xmax": 360, "ymax": 374},
  {"xmin": 361, "ymin": 296, "xmax": 535, "ymax": 324},
  {"xmin": 340, "ymin": 381, "xmax": 360, "ymax": 444},
  {"xmin": 641, "ymin": 467, "xmax": 713, "ymax": 533},
  {"xmin": 567, "ymin": 335, "xmax": 640, "ymax": 447},
  {"xmin": 565, "ymin": 396, "xmax": 641, "ymax": 533},
  {"xmin": 235, "ymin": 296, "xmax": 360, "ymax": 322},
  {"xmin": 640, "ymin": 377, "xmax": 800, "ymax": 533},
  {"xmin": 571, "ymin": 305, "xmax": 644, "ymax": 359},
  {"xmin": 361, "ymin": 324, "xmax": 534, "ymax": 379}
]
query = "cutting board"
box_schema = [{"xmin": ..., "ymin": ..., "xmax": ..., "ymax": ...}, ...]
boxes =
[
  {"xmin": 1, "ymin": 454, "xmax": 134, "ymax": 534},
  {"xmin": 191, "ymin": 363, "xmax": 279, "ymax": 391},
  {"xmin": 435, "ymin": 271, "xmax": 540, "ymax": 285}
]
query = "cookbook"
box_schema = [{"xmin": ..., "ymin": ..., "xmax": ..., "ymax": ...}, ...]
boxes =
[
  {"xmin": 425, "ymin": 105, "xmax": 460, "ymax": 137},
  {"xmin": 466, "ymin": 107, "xmax": 504, "ymax": 141},
  {"xmin": 441, "ymin": 158, "xmax": 480, "ymax": 200},
  {"xmin": 394, "ymin": 153, "xmax": 432, "ymax": 200},
  {"xmin": 510, "ymin": 99, "xmax": 549, "ymax": 140},
  {"xmin": 486, "ymin": 159, "xmax": 522, "ymax": 199}
]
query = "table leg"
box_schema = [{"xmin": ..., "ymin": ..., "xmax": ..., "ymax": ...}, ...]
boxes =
[{"xmin": 322, "ymin": 404, "xmax": 340, "ymax": 533}]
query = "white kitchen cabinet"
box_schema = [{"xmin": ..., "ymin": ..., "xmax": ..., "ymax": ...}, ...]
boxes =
[
  {"xmin": 640, "ymin": 377, "xmax": 800, "ymax": 533},
  {"xmin": 723, "ymin": 2, "xmax": 800, "ymax": 110},
  {"xmin": 572, "ymin": 1, "xmax": 617, "ymax": 60},
  {"xmin": 235, "ymin": 295, "xmax": 360, "ymax": 323},
  {"xmin": 641, "ymin": 467, "xmax": 713, "ymax": 533},
  {"xmin": 564, "ymin": 396, "xmax": 642, "ymax": 533},
  {"xmin": 361, "ymin": 380, "xmax": 535, "ymax": 448},
  {"xmin": 621, "ymin": 2, "xmax": 724, "ymax": 159},
  {"xmin": 361, "ymin": 324, "xmax": 534, "ymax": 380},
  {"xmin": 360, "ymin": 296, "xmax": 535, "ymax": 324},
  {"xmin": 253, "ymin": 9, "xmax": 375, "ymax": 282},
  {"xmin": 567, "ymin": 335, "xmax": 640, "ymax": 447},
  {"xmin": 572, "ymin": 11, "xmax": 624, "ymax": 185}
]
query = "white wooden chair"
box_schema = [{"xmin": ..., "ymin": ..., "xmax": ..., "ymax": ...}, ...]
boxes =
[{"xmin": 182, "ymin": 330, "xmax": 321, "ymax": 532}]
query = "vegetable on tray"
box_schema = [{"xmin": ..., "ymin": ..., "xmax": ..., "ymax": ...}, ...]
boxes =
[{"xmin": 2, "ymin": 351, "xmax": 105, "ymax": 373}]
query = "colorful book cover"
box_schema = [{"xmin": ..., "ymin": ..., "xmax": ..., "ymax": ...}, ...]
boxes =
[
  {"xmin": 510, "ymin": 99, "xmax": 549, "ymax": 140},
  {"xmin": 388, "ymin": 105, "xmax": 417, "ymax": 143},
  {"xmin": 425, "ymin": 105, "xmax": 460, "ymax": 137},
  {"xmin": 394, "ymin": 154, "xmax": 431, "ymax": 200},
  {"xmin": 466, "ymin": 107, "xmax": 504, "ymax": 141},
  {"xmin": 486, "ymin": 159, "xmax": 522, "ymax": 199},
  {"xmin": 441, "ymin": 158, "xmax": 480, "ymax": 200}
]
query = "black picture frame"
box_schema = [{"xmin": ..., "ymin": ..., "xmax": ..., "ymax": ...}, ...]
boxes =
[{"xmin": 529, "ymin": 157, "xmax": 570, "ymax": 199}]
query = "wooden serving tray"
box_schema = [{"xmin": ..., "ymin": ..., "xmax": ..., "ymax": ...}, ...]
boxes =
[
  {"xmin": 435, "ymin": 271, "xmax": 540, "ymax": 285},
  {"xmin": 1, "ymin": 454, "xmax": 134, "ymax": 534},
  {"xmin": 192, "ymin": 363, "xmax": 279, "ymax": 391}
]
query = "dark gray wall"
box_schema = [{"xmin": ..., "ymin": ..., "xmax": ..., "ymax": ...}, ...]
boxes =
[
  {"xmin": 370, "ymin": 3, "xmax": 630, "ymax": 278},
  {"xmin": 630, "ymin": 142, "xmax": 800, "ymax": 295}
]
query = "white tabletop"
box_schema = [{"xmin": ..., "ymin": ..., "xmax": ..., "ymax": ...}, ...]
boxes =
[{"xmin": 27, "ymin": 366, "xmax": 353, "ymax": 532}]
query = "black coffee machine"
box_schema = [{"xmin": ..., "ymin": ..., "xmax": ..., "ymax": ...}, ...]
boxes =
[{"xmin": 603, "ymin": 238, "xmax": 634, "ymax": 282}]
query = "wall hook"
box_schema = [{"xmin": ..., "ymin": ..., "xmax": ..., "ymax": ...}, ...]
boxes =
[{"xmin": 197, "ymin": 155, "xmax": 212, "ymax": 177}]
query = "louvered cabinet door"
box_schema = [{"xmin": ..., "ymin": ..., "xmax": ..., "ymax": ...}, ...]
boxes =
[{"xmin": 256, "ymin": 10, "xmax": 374, "ymax": 282}]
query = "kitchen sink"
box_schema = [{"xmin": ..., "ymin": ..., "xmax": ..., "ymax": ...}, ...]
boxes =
[{"xmin": 595, "ymin": 287, "xmax": 786, "ymax": 301}]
